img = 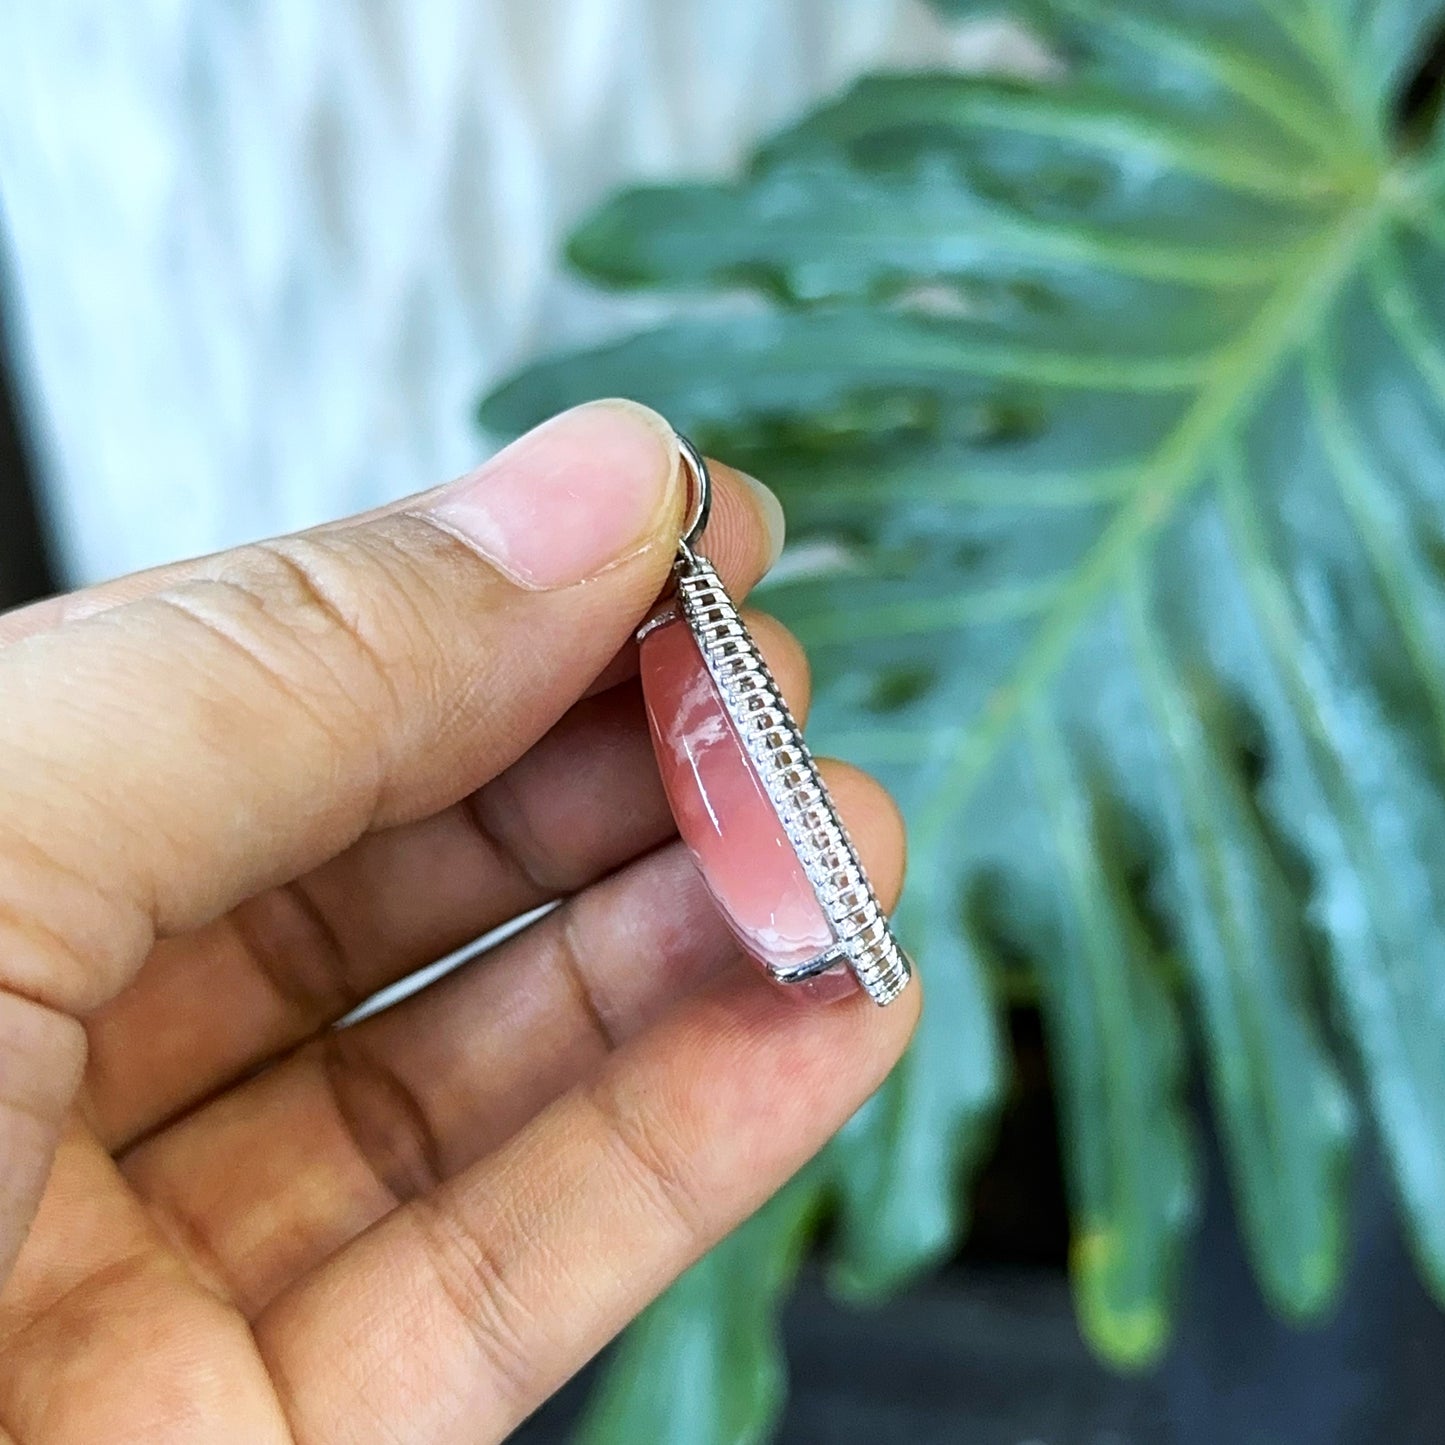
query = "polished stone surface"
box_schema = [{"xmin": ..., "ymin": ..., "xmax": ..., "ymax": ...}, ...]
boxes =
[{"xmin": 640, "ymin": 615, "xmax": 851, "ymax": 996}]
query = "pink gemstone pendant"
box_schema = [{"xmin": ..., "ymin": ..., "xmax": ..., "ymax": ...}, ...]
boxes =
[{"xmin": 637, "ymin": 438, "xmax": 912, "ymax": 1006}]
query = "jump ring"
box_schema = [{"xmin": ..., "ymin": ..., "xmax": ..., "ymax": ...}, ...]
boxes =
[{"xmin": 676, "ymin": 434, "xmax": 712, "ymax": 556}]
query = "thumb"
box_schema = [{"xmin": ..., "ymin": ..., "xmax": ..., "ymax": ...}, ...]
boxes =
[{"xmin": 0, "ymin": 399, "xmax": 692, "ymax": 1021}]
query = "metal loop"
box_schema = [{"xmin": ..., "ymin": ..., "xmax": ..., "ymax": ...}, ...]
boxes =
[{"xmin": 676, "ymin": 434, "xmax": 712, "ymax": 556}]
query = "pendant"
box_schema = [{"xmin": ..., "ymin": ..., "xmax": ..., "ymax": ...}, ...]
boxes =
[{"xmin": 638, "ymin": 437, "xmax": 912, "ymax": 1006}]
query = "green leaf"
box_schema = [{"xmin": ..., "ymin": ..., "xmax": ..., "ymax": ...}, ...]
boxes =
[
  {"xmin": 482, "ymin": 0, "xmax": 1445, "ymax": 1436},
  {"xmin": 1018, "ymin": 699, "xmax": 1196, "ymax": 1364},
  {"xmin": 823, "ymin": 905, "xmax": 1002, "ymax": 1301}
]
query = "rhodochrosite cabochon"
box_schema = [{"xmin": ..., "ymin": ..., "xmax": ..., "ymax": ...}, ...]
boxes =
[{"xmin": 637, "ymin": 439, "xmax": 911, "ymax": 1007}]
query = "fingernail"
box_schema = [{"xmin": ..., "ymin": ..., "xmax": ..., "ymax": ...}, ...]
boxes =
[
  {"xmin": 738, "ymin": 470, "xmax": 787, "ymax": 569},
  {"xmin": 427, "ymin": 399, "xmax": 680, "ymax": 589}
]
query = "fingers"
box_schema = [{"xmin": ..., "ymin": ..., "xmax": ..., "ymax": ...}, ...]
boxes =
[
  {"xmin": 0, "ymin": 1121, "xmax": 297, "ymax": 1445},
  {"xmin": 0, "ymin": 999, "xmax": 86, "ymax": 1293},
  {"xmin": 121, "ymin": 763, "xmax": 902, "ymax": 1319},
  {"xmin": 0, "ymin": 399, "xmax": 777, "ymax": 1292},
  {"xmin": 253, "ymin": 909, "xmax": 920, "ymax": 1443},
  {"xmin": 83, "ymin": 614, "xmax": 807, "ymax": 1150},
  {"xmin": 0, "ymin": 402, "xmax": 776, "ymax": 1017}
]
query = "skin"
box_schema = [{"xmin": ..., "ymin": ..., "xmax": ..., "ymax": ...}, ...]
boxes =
[{"xmin": 0, "ymin": 403, "xmax": 919, "ymax": 1444}]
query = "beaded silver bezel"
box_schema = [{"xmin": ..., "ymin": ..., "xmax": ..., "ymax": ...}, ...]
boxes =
[{"xmin": 639, "ymin": 437, "xmax": 911, "ymax": 1007}]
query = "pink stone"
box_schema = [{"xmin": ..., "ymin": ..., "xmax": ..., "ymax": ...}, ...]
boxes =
[{"xmin": 640, "ymin": 617, "xmax": 855, "ymax": 1001}]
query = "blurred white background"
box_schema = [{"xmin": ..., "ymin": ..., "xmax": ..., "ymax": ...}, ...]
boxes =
[{"xmin": 0, "ymin": 0, "xmax": 1004, "ymax": 583}]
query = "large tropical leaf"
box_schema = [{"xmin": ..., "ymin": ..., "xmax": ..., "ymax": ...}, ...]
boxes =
[{"xmin": 483, "ymin": 0, "xmax": 1445, "ymax": 1437}]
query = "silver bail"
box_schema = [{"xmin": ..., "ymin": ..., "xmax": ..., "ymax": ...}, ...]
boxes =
[{"xmin": 675, "ymin": 434, "xmax": 712, "ymax": 568}]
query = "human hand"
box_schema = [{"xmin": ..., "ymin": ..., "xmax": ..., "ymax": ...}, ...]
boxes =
[{"xmin": 0, "ymin": 401, "xmax": 919, "ymax": 1443}]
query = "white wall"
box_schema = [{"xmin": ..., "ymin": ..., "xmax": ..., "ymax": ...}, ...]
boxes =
[{"xmin": 0, "ymin": 0, "xmax": 996, "ymax": 583}]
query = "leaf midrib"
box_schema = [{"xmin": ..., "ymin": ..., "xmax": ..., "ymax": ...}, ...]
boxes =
[{"xmin": 912, "ymin": 172, "xmax": 1396, "ymax": 849}]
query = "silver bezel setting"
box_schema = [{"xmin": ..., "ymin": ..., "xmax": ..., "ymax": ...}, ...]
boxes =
[{"xmin": 664, "ymin": 554, "xmax": 912, "ymax": 1007}]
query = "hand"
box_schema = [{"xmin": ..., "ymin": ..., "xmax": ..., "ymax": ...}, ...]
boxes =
[{"xmin": 0, "ymin": 402, "xmax": 918, "ymax": 1443}]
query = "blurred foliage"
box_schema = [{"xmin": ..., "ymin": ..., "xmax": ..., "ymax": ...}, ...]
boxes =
[{"xmin": 482, "ymin": 0, "xmax": 1445, "ymax": 1437}]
